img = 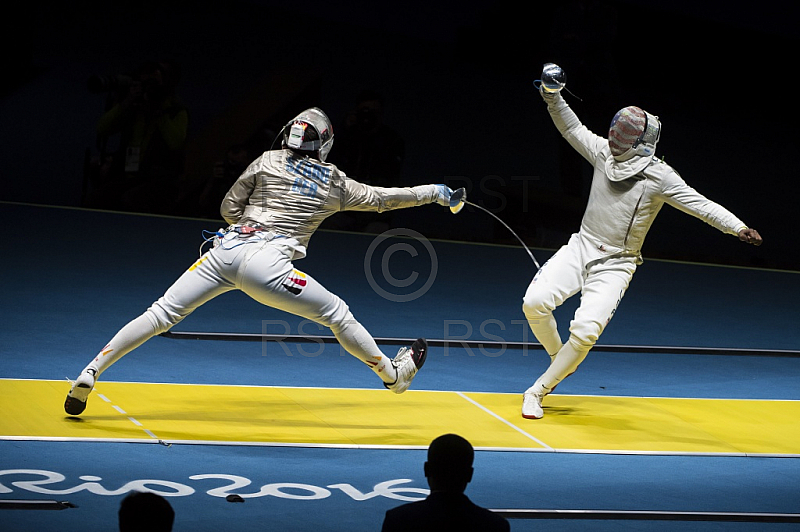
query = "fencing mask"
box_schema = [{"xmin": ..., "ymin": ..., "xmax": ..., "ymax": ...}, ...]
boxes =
[
  {"xmin": 608, "ymin": 106, "xmax": 661, "ymax": 162},
  {"xmin": 282, "ymin": 107, "xmax": 334, "ymax": 162}
]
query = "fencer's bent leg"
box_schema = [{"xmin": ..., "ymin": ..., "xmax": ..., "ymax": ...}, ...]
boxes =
[
  {"xmin": 536, "ymin": 257, "xmax": 637, "ymax": 390},
  {"xmin": 238, "ymin": 246, "xmax": 397, "ymax": 383},
  {"xmin": 523, "ymin": 257, "xmax": 636, "ymax": 419},
  {"xmin": 522, "ymin": 241, "xmax": 583, "ymax": 360}
]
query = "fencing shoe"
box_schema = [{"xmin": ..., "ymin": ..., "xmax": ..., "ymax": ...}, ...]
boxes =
[
  {"xmin": 384, "ymin": 338, "xmax": 428, "ymax": 394},
  {"xmin": 64, "ymin": 370, "xmax": 96, "ymax": 415},
  {"xmin": 521, "ymin": 381, "xmax": 551, "ymax": 419}
]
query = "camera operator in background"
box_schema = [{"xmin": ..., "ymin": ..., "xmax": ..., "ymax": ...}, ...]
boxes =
[{"xmin": 84, "ymin": 60, "xmax": 188, "ymax": 215}]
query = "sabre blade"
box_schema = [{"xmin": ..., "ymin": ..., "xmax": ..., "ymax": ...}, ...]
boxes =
[{"xmin": 463, "ymin": 200, "xmax": 541, "ymax": 270}]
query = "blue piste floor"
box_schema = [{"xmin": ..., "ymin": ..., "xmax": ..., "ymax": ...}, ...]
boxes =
[{"xmin": 1, "ymin": 203, "xmax": 799, "ymax": 531}]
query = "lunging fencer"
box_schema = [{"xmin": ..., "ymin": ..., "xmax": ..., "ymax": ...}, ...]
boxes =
[
  {"xmin": 520, "ymin": 64, "xmax": 763, "ymax": 419},
  {"xmin": 65, "ymin": 107, "xmax": 458, "ymax": 415}
]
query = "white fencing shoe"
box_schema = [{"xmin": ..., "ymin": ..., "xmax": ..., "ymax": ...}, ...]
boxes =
[
  {"xmin": 521, "ymin": 381, "xmax": 551, "ymax": 419},
  {"xmin": 384, "ymin": 338, "xmax": 428, "ymax": 394},
  {"xmin": 64, "ymin": 370, "xmax": 96, "ymax": 415}
]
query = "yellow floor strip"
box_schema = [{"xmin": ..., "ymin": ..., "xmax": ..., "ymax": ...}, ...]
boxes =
[
  {"xmin": 1, "ymin": 379, "xmax": 798, "ymax": 456},
  {"xmin": 464, "ymin": 393, "xmax": 800, "ymax": 455}
]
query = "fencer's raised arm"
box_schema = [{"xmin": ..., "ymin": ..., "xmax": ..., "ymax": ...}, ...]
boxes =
[{"xmin": 540, "ymin": 91, "xmax": 607, "ymax": 167}]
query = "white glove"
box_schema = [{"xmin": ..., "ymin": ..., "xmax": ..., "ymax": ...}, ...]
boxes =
[{"xmin": 433, "ymin": 185, "xmax": 454, "ymax": 207}]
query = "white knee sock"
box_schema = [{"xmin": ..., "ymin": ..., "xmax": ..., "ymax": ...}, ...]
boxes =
[
  {"xmin": 537, "ymin": 336, "xmax": 591, "ymax": 389},
  {"xmin": 332, "ymin": 318, "xmax": 397, "ymax": 383}
]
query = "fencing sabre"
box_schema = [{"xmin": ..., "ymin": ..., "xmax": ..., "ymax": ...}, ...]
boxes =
[{"xmin": 449, "ymin": 188, "xmax": 541, "ymax": 270}]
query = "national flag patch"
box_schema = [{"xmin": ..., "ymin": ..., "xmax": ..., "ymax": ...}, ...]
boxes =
[{"xmin": 282, "ymin": 269, "xmax": 308, "ymax": 295}]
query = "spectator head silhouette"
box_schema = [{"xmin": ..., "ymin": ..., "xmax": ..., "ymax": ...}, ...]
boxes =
[
  {"xmin": 424, "ymin": 433, "xmax": 474, "ymax": 493},
  {"xmin": 118, "ymin": 491, "xmax": 174, "ymax": 532}
]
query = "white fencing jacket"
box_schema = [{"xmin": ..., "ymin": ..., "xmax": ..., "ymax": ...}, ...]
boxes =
[
  {"xmin": 544, "ymin": 92, "xmax": 747, "ymax": 265},
  {"xmin": 221, "ymin": 149, "xmax": 438, "ymax": 260}
]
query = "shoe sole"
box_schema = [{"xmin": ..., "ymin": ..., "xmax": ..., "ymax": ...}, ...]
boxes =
[
  {"xmin": 411, "ymin": 338, "xmax": 428, "ymax": 370},
  {"xmin": 383, "ymin": 339, "xmax": 428, "ymax": 394},
  {"xmin": 64, "ymin": 383, "xmax": 91, "ymax": 415}
]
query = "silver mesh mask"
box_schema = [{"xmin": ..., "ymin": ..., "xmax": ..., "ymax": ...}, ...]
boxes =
[{"xmin": 284, "ymin": 107, "xmax": 334, "ymax": 162}]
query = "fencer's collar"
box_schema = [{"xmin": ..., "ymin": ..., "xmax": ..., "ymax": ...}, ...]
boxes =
[{"xmin": 604, "ymin": 153, "xmax": 654, "ymax": 182}]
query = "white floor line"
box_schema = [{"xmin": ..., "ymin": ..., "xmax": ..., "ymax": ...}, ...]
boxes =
[
  {"xmin": 3, "ymin": 436, "xmax": 799, "ymax": 457},
  {"xmin": 455, "ymin": 391, "xmax": 553, "ymax": 451},
  {"xmin": 95, "ymin": 390, "xmax": 162, "ymax": 444}
]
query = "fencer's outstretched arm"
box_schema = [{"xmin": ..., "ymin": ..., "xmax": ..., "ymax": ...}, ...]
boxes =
[
  {"xmin": 661, "ymin": 176, "xmax": 762, "ymax": 246},
  {"xmin": 218, "ymin": 148, "xmax": 454, "ymax": 253},
  {"xmin": 340, "ymin": 180, "xmax": 450, "ymax": 212},
  {"xmin": 657, "ymin": 166, "xmax": 765, "ymax": 245},
  {"xmin": 220, "ymin": 153, "xmax": 452, "ymax": 226}
]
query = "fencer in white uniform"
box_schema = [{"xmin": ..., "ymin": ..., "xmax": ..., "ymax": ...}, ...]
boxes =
[
  {"xmin": 521, "ymin": 65, "xmax": 763, "ymax": 419},
  {"xmin": 66, "ymin": 107, "xmax": 456, "ymax": 416}
]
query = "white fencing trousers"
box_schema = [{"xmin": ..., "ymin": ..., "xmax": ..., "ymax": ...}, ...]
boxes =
[
  {"xmin": 522, "ymin": 233, "xmax": 637, "ymax": 389},
  {"xmin": 83, "ymin": 233, "xmax": 394, "ymax": 381}
]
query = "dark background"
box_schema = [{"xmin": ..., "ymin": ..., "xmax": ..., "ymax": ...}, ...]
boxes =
[{"xmin": 2, "ymin": 0, "xmax": 797, "ymax": 270}]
